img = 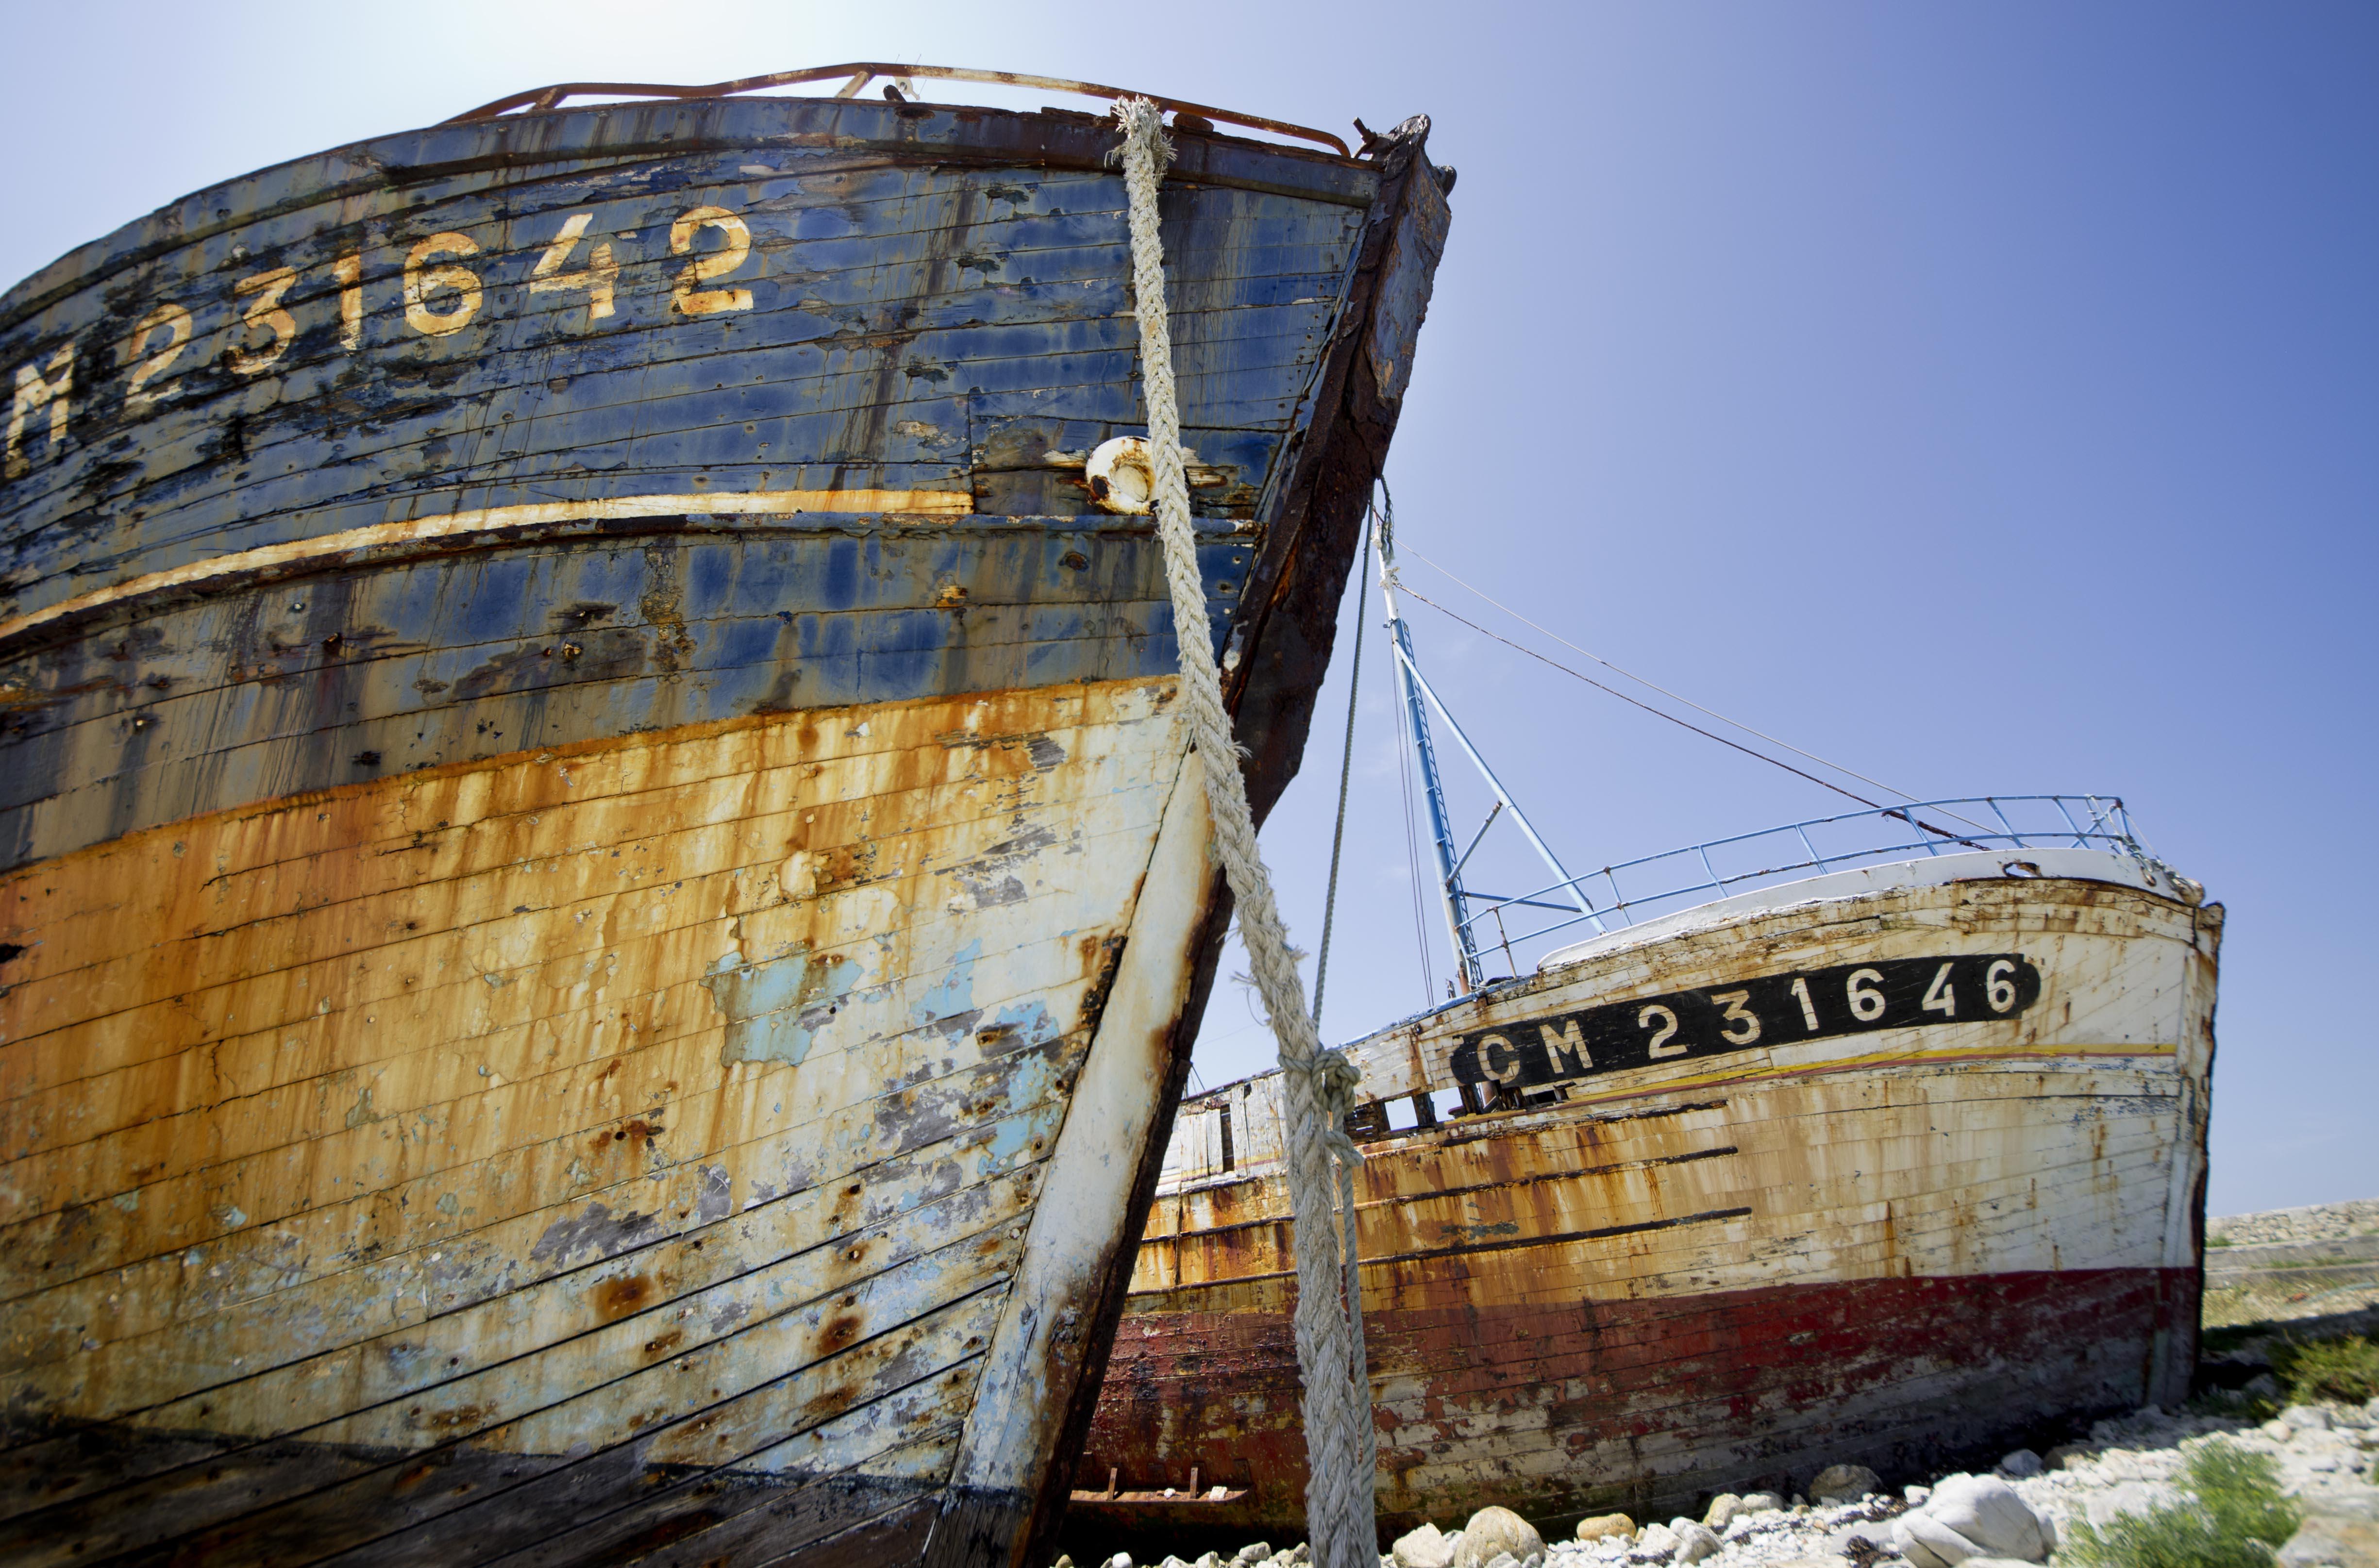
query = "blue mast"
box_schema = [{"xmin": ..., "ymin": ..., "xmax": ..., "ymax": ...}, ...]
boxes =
[
  {"xmin": 1374, "ymin": 509, "xmax": 1481, "ymax": 993},
  {"xmin": 1373, "ymin": 509, "xmax": 1602, "ymax": 996}
]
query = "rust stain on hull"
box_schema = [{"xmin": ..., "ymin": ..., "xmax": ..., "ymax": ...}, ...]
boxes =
[{"xmin": 0, "ymin": 679, "xmax": 1203, "ymax": 1566}]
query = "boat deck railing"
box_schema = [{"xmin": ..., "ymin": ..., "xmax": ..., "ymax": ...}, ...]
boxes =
[
  {"xmin": 445, "ymin": 63, "xmax": 1353, "ymax": 156},
  {"xmin": 1459, "ymin": 794, "xmax": 2155, "ymax": 966}
]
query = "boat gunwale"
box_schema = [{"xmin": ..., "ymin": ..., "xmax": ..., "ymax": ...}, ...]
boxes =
[
  {"xmin": 442, "ymin": 61, "xmax": 1355, "ymax": 158},
  {"xmin": 0, "ymin": 98, "xmax": 1379, "ymax": 335}
]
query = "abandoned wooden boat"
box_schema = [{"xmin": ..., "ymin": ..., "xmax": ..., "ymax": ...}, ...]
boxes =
[
  {"xmin": 1082, "ymin": 825, "xmax": 2219, "ymax": 1541},
  {"xmin": 1077, "ymin": 510, "xmax": 2216, "ymax": 1543},
  {"xmin": 0, "ymin": 65, "xmax": 1450, "ymax": 1567}
]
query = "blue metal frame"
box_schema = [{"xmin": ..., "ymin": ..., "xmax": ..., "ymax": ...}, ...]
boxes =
[{"xmin": 1373, "ymin": 506, "xmax": 1601, "ymax": 993}]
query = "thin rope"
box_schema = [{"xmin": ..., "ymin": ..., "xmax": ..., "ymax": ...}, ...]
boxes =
[
  {"xmin": 1399, "ymin": 545, "xmax": 1998, "ymax": 842},
  {"xmin": 1395, "ymin": 583, "xmax": 1993, "ymax": 851},
  {"xmin": 1376, "ymin": 490, "xmax": 1441, "ymax": 1004},
  {"xmin": 1112, "ymin": 100, "xmax": 1376, "ymax": 1567},
  {"xmin": 1310, "ymin": 516, "xmax": 1373, "ymax": 1028},
  {"xmin": 1399, "ymin": 545, "xmax": 1929, "ymax": 803},
  {"xmin": 1393, "ymin": 685, "xmax": 1436, "ymax": 1004}
]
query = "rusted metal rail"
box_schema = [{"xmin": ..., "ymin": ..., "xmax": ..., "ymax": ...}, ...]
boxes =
[
  {"xmin": 1460, "ymin": 794, "xmax": 2181, "ymax": 968},
  {"xmin": 445, "ymin": 62, "xmax": 1354, "ymax": 157}
]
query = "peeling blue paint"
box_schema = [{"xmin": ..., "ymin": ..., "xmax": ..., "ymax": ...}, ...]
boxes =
[
  {"xmin": 702, "ymin": 945, "xmax": 867, "ymax": 1066},
  {"xmin": 911, "ymin": 939, "xmax": 982, "ymax": 1029},
  {"xmin": 973, "ymin": 1000, "xmax": 1062, "ymax": 1056}
]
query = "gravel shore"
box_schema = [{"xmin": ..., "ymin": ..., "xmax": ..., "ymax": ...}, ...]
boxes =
[
  {"xmin": 2207, "ymin": 1199, "xmax": 2379, "ymax": 1330},
  {"xmin": 1076, "ymin": 1401, "xmax": 2377, "ymax": 1568},
  {"xmin": 2210, "ymin": 1200, "xmax": 2379, "ymax": 1250}
]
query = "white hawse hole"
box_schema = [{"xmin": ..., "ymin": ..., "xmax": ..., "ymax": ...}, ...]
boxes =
[{"xmin": 1086, "ymin": 435, "xmax": 1156, "ymax": 515}]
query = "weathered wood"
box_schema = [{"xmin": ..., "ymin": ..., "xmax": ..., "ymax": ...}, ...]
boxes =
[
  {"xmin": 0, "ymin": 92, "xmax": 1451, "ymax": 1568},
  {"xmin": 0, "ymin": 139, "xmax": 1359, "ymax": 625},
  {"xmin": 0, "ymin": 519, "xmax": 1262, "ymax": 869},
  {"xmin": 1082, "ymin": 870, "xmax": 2219, "ymax": 1541},
  {"xmin": 2, "ymin": 685, "xmax": 1177, "ymax": 1171}
]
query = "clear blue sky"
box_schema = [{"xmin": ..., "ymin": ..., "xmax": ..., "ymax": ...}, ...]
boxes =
[{"xmin": 3, "ymin": 1, "xmax": 2370, "ymax": 1216}]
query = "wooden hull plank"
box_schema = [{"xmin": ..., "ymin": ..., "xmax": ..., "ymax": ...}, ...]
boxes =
[
  {"xmin": 0, "ymin": 527, "xmax": 1257, "ymax": 871},
  {"xmin": 0, "ymin": 182, "xmax": 1354, "ymax": 628}
]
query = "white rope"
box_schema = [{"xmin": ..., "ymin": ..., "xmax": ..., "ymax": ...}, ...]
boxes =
[{"xmin": 1111, "ymin": 99, "xmax": 1376, "ymax": 1568}]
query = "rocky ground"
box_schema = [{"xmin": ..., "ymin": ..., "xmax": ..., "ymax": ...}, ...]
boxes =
[
  {"xmin": 2210, "ymin": 1201, "xmax": 2379, "ymax": 1250},
  {"xmin": 2207, "ymin": 1199, "xmax": 2379, "ymax": 1331},
  {"xmin": 1076, "ymin": 1400, "xmax": 2377, "ymax": 1568}
]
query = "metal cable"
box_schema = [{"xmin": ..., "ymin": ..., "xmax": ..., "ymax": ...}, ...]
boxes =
[
  {"xmin": 1397, "ymin": 584, "xmax": 1991, "ymax": 851},
  {"xmin": 1394, "ymin": 715, "xmax": 1437, "ymax": 1005},
  {"xmin": 1399, "ymin": 546, "xmax": 1998, "ymax": 838},
  {"xmin": 1310, "ymin": 517, "xmax": 1374, "ymax": 1029}
]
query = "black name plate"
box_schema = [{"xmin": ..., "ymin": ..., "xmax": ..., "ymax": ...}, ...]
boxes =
[{"xmin": 1450, "ymin": 954, "xmax": 2042, "ymax": 1091}]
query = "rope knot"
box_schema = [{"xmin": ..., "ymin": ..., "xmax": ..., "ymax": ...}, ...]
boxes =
[
  {"xmin": 1285, "ymin": 1046, "xmax": 1367, "ymax": 1168},
  {"xmin": 1108, "ymin": 98, "xmax": 1175, "ymax": 170}
]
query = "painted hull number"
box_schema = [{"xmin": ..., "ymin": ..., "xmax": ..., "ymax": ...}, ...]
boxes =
[
  {"xmin": 4, "ymin": 201, "xmax": 762, "ymax": 481},
  {"xmin": 1449, "ymin": 954, "xmax": 2042, "ymax": 1092}
]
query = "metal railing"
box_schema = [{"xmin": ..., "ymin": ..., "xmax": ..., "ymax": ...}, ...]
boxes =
[
  {"xmin": 1457, "ymin": 795, "xmax": 2157, "ymax": 966},
  {"xmin": 445, "ymin": 63, "xmax": 1353, "ymax": 156}
]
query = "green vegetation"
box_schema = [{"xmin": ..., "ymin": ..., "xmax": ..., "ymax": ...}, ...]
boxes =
[
  {"xmin": 2270, "ymin": 1330, "xmax": 2379, "ymax": 1404},
  {"xmin": 2190, "ymin": 1326, "xmax": 2379, "ymax": 1417},
  {"xmin": 2059, "ymin": 1440, "xmax": 2300, "ymax": 1568},
  {"xmin": 2198, "ymin": 1274, "xmax": 2379, "ymax": 1330},
  {"xmin": 2208, "ymin": 1234, "xmax": 2234, "ymax": 1248}
]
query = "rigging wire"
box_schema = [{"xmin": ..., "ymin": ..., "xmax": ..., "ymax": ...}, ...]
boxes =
[
  {"xmin": 1398, "ymin": 545, "xmax": 1996, "ymax": 838},
  {"xmin": 1393, "ymin": 690, "xmax": 1438, "ymax": 1005},
  {"xmin": 1374, "ymin": 484, "xmax": 1440, "ymax": 1004},
  {"xmin": 1310, "ymin": 515, "xmax": 1373, "ymax": 1029},
  {"xmin": 1395, "ymin": 583, "xmax": 1993, "ymax": 852}
]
